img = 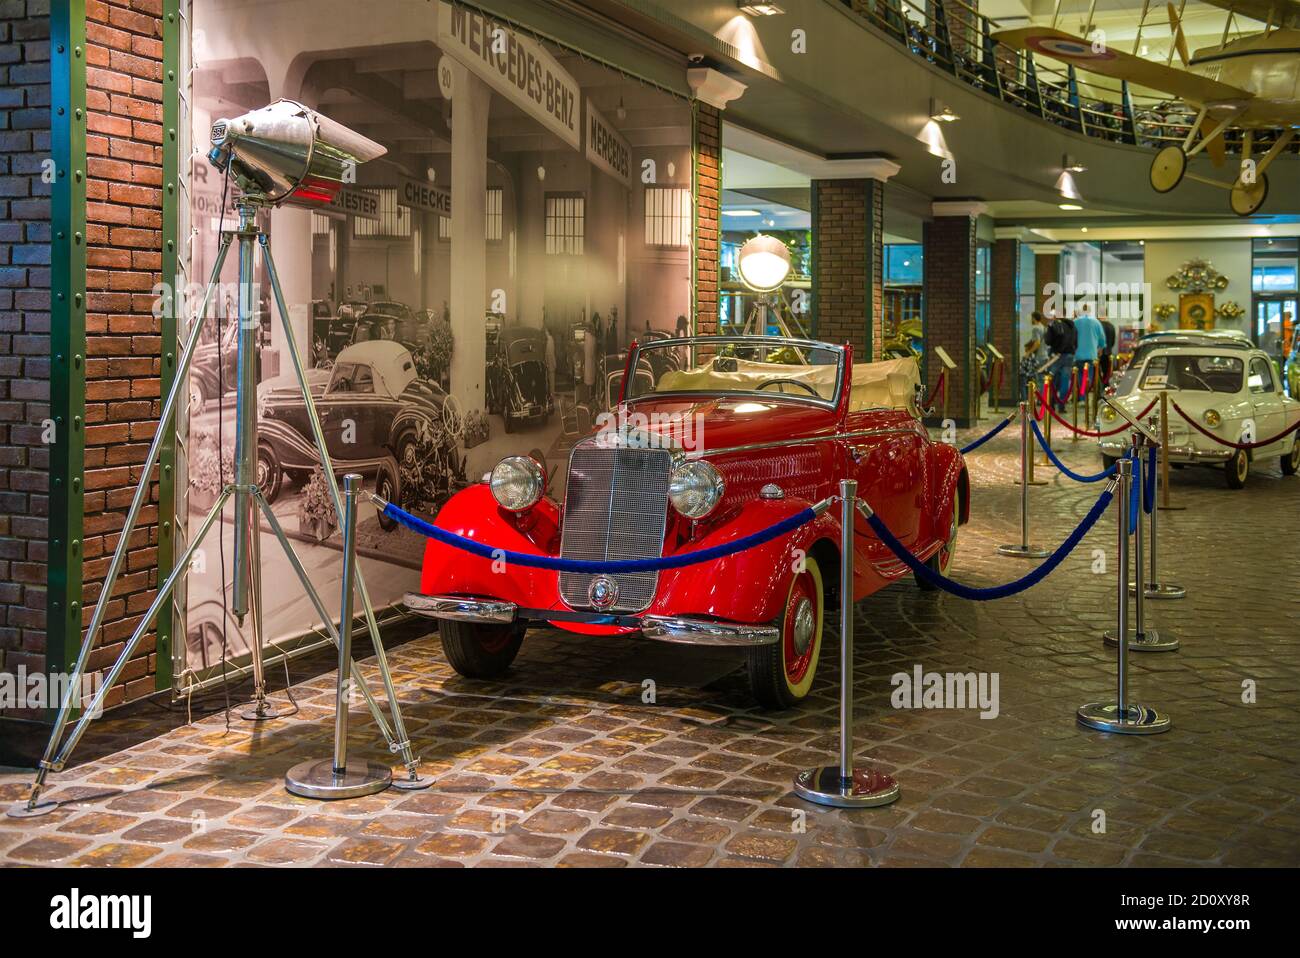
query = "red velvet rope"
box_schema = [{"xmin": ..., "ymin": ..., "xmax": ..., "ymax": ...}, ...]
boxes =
[
  {"xmin": 1078, "ymin": 364, "xmax": 1090, "ymax": 398},
  {"xmin": 1035, "ymin": 380, "xmax": 1050, "ymax": 421},
  {"xmin": 1171, "ymin": 401, "xmax": 1300, "ymax": 450},
  {"xmin": 925, "ymin": 370, "xmax": 947, "ymax": 409},
  {"xmin": 1044, "ymin": 397, "xmax": 1157, "ymax": 437}
]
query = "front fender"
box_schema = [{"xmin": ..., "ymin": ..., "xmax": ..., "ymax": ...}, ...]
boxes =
[
  {"xmin": 929, "ymin": 441, "xmax": 969, "ymax": 530},
  {"xmin": 653, "ymin": 498, "xmax": 841, "ymax": 625}
]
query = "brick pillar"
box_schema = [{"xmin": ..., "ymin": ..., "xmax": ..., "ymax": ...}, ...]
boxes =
[
  {"xmin": 0, "ymin": 0, "xmax": 51, "ymax": 728},
  {"xmin": 922, "ymin": 206, "xmax": 983, "ymax": 425},
  {"xmin": 1034, "ymin": 251, "xmax": 1059, "ymax": 315},
  {"xmin": 811, "ymin": 177, "xmax": 885, "ymax": 362},
  {"xmin": 78, "ymin": 0, "xmax": 166, "ymax": 709},
  {"xmin": 693, "ymin": 100, "xmax": 720, "ymax": 336},
  {"xmin": 991, "ymin": 238, "xmax": 1020, "ymax": 404}
]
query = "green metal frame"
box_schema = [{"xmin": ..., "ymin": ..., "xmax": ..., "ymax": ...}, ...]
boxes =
[
  {"xmin": 47, "ymin": 1, "xmax": 87, "ymax": 682},
  {"xmin": 156, "ymin": 0, "xmax": 182, "ymax": 690}
]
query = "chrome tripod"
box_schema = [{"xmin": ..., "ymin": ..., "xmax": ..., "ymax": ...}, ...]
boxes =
[{"xmin": 11, "ymin": 197, "xmax": 429, "ymax": 818}]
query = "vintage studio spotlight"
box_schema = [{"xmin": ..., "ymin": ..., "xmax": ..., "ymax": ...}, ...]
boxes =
[
  {"xmin": 736, "ymin": 233, "xmax": 805, "ymax": 339},
  {"xmin": 12, "ymin": 101, "xmax": 429, "ymax": 817}
]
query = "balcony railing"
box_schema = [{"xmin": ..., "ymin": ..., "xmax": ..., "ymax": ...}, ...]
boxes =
[{"xmin": 837, "ymin": 0, "xmax": 1298, "ymax": 154}]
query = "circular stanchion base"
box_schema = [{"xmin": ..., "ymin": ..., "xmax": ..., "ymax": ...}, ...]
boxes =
[
  {"xmin": 793, "ymin": 766, "xmax": 900, "ymax": 808},
  {"xmin": 6, "ymin": 800, "xmax": 59, "ymax": 819},
  {"xmin": 997, "ymin": 543, "xmax": 1050, "ymax": 558},
  {"xmin": 1131, "ymin": 580, "xmax": 1187, "ymax": 600},
  {"xmin": 285, "ymin": 758, "xmax": 392, "ymax": 800},
  {"xmin": 1018, "ymin": 478, "xmax": 1050, "ymax": 486},
  {"xmin": 237, "ymin": 699, "xmax": 289, "ymax": 722},
  {"xmin": 1103, "ymin": 628, "xmax": 1180, "ymax": 652},
  {"xmin": 1156, "ymin": 504, "xmax": 1187, "ymax": 511},
  {"xmin": 1076, "ymin": 702, "xmax": 1171, "ymax": 735},
  {"xmin": 390, "ymin": 771, "xmax": 434, "ymax": 791}
]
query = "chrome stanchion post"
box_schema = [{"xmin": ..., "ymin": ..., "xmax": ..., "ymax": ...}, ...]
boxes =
[
  {"xmin": 793, "ymin": 480, "xmax": 900, "ymax": 808},
  {"xmin": 1107, "ymin": 436, "xmax": 1178, "ymax": 651},
  {"xmin": 999, "ymin": 402, "xmax": 1049, "ymax": 558},
  {"xmin": 286, "ymin": 475, "xmax": 393, "ymax": 799},
  {"xmin": 1077, "ymin": 457, "xmax": 1171, "ymax": 735}
]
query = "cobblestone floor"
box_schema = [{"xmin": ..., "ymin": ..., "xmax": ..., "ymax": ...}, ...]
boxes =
[{"xmin": 3, "ymin": 420, "xmax": 1298, "ymax": 867}]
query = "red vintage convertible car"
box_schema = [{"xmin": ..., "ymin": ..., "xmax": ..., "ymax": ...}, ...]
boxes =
[{"xmin": 405, "ymin": 336, "xmax": 969, "ymax": 708}]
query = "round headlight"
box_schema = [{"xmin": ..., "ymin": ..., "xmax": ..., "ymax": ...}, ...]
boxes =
[
  {"xmin": 1203, "ymin": 409, "xmax": 1221, "ymax": 428},
  {"xmin": 668, "ymin": 461, "xmax": 724, "ymax": 519},
  {"xmin": 490, "ymin": 456, "xmax": 545, "ymax": 512},
  {"xmin": 1101, "ymin": 406, "xmax": 1117, "ymax": 422}
]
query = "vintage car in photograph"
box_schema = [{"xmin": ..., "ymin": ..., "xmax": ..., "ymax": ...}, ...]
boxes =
[
  {"xmin": 188, "ymin": 317, "xmax": 240, "ymax": 416},
  {"xmin": 256, "ymin": 340, "xmax": 464, "ymax": 526},
  {"xmin": 405, "ymin": 335, "xmax": 969, "ymax": 709},
  {"xmin": 1099, "ymin": 343, "xmax": 1300, "ymax": 488},
  {"xmin": 486, "ymin": 324, "xmax": 554, "ymax": 433}
]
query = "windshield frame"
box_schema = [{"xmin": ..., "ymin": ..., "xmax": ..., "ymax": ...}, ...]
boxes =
[{"xmin": 622, "ymin": 336, "xmax": 846, "ymax": 410}]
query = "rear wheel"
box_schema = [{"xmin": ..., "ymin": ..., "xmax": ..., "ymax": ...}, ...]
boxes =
[
  {"xmin": 916, "ymin": 494, "xmax": 959, "ymax": 591},
  {"xmin": 1225, "ymin": 448, "xmax": 1249, "ymax": 489},
  {"xmin": 1101, "ymin": 453, "xmax": 1118, "ymax": 471},
  {"xmin": 438, "ymin": 618, "xmax": 524, "ymax": 678},
  {"xmin": 1281, "ymin": 441, "xmax": 1300, "ymax": 476},
  {"xmin": 747, "ymin": 556, "xmax": 825, "ymax": 710}
]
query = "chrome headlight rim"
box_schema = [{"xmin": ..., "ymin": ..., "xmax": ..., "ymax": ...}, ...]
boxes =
[
  {"xmin": 1203, "ymin": 408, "xmax": 1222, "ymax": 428},
  {"xmin": 489, "ymin": 455, "xmax": 546, "ymax": 512},
  {"xmin": 668, "ymin": 460, "xmax": 724, "ymax": 520}
]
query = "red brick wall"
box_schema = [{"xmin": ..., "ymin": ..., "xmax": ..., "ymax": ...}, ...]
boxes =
[
  {"xmin": 991, "ymin": 238, "xmax": 1019, "ymax": 403},
  {"xmin": 81, "ymin": 0, "xmax": 165, "ymax": 707},
  {"xmin": 693, "ymin": 101, "xmax": 719, "ymax": 335},
  {"xmin": 1034, "ymin": 252, "xmax": 1058, "ymax": 316},
  {"xmin": 0, "ymin": 0, "xmax": 51, "ymax": 718},
  {"xmin": 922, "ymin": 214, "xmax": 978, "ymax": 424},
  {"xmin": 813, "ymin": 177, "xmax": 883, "ymax": 363}
]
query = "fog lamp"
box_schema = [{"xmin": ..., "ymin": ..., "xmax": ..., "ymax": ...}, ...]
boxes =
[
  {"xmin": 490, "ymin": 456, "xmax": 545, "ymax": 511},
  {"xmin": 669, "ymin": 461, "xmax": 724, "ymax": 519}
]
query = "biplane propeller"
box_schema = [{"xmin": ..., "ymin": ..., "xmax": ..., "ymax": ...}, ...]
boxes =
[{"xmin": 994, "ymin": 0, "xmax": 1300, "ymax": 216}]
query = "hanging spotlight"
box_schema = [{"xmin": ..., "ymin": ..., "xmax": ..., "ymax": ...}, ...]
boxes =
[
  {"xmin": 929, "ymin": 97, "xmax": 960, "ymax": 122},
  {"xmin": 738, "ymin": 1, "xmax": 786, "ymax": 15}
]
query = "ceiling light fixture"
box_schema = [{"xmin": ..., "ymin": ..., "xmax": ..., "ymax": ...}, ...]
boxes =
[
  {"xmin": 738, "ymin": 1, "xmax": 785, "ymax": 15},
  {"xmin": 1063, "ymin": 154, "xmax": 1087, "ymax": 174},
  {"xmin": 725, "ymin": 209, "xmax": 762, "ymax": 217},
  {"xmin": 929, "ymin": 98, "xmax": 960, "ymax": 122},
  {"xmin": 1059, "ymin": 203, "xmax": 1083, "ymax": 211}
]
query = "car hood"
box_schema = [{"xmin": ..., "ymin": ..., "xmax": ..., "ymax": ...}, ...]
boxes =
[{"xmin": 604, "ymin": 396, "xmax": 838, "ymax": 453}]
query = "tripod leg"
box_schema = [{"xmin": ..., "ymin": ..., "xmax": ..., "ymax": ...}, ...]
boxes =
[
  {"xmin": 253, "ymin": 492, "xmax": 398, "ymax": 747},
  {"xmin": 23, "ymin": 237, "xmax": 233, "ymax": 806},
  {"xmin": 260, "ymin": 238, "xmax": 427, "ymax": 787},
  {"xmin": 237, "ymin": 496, "xmax": 285, "ymax": 721},
  {"xmin": 10, "ymin": 489, "xmax": 232, "ymax": 816}
]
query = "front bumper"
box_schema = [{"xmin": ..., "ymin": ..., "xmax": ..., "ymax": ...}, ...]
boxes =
[
  {"xmin": 1099, "ymin": 438, "xmax": 1232, "ymax": 464},
  {"xmin": 403, "ymin": 593, "xmax": 778, "ymax": 648}
]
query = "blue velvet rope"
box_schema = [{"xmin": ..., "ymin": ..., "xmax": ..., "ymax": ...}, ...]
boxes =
[
  {"xmin": 1030, "ymin": 418, "xmax": 1118, "ymax": 483},
  {"xmin": 959, "ymin": 413, "xmax": 1015, "ymax": 454},
  {"xmin": 1129, "ymin": 464, "xmax": 1139, "ymax": 535},
  {"xmin": 863, "ymin": 486, "xmax": 1115, "ymax": 601},
  {"xmin": 382, "ymin": 501, "xmax": 818, "ymax": 573}
]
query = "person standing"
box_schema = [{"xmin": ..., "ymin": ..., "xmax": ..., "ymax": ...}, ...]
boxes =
[
  {"xmin": 1073, "ymin": 304, "xmax": 1105, "ymax": 399},
  {"xmin": 1021, "ymin": 311, "xmax": 1048, "ymax": 398},
  {"xmin": 1046, "ymin": 309, "xmax": 1076, "ymax": 410},
  {"xmin": 1098, "ymin": 308, "xmax": 1117, "ymax": 384}
]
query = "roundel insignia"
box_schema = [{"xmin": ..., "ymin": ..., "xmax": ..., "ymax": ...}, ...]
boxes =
[{"xmin": 1027, "ymin": 36, "xmax": 1117, "ymax": 61}]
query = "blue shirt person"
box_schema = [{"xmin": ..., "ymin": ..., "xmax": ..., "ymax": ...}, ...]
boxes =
[{"xmin": 1073, "ymin": 310, "xmax": 1105, "ymax": 364}]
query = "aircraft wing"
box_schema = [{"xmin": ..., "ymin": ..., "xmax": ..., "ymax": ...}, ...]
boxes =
[
  {"xmin": 992, "ymin": 27, "xmax": 1254, "ymax": 104},
  {"xmin": 1196, "ymin": 0, "xmax": 1300, "ymax": 29}
]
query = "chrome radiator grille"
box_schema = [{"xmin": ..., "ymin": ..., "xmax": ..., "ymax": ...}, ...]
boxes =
[{"xmin": 559, "ymin": 444, "xmax": 671, "ymax": 613}]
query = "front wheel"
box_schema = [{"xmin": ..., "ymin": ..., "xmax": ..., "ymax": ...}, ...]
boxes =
[
  {"xmin": 747, "ymin": 556, "xmax": 825, "ymax": 710},
  {"xmin": 256, "ymin": 444, "xmax": 283, "ymax": 504},
  {"xmin": 375, "ymin": 456, "xmax": 399, "ymax": 531},
  {"xmin": 438, "ymin": 618, "xmax": 524, "ymax": 678},
  {"xmin": 1225, "ymin": 448, "xmax": 1249, "ymax": 489},
  {"xmin": 1281, "ymin": 441, "xmax": 1300, "ymax": 476},
  {"xmin": 1150, "ymin": 145, "xmax": 1187, "ymax": 193}
]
